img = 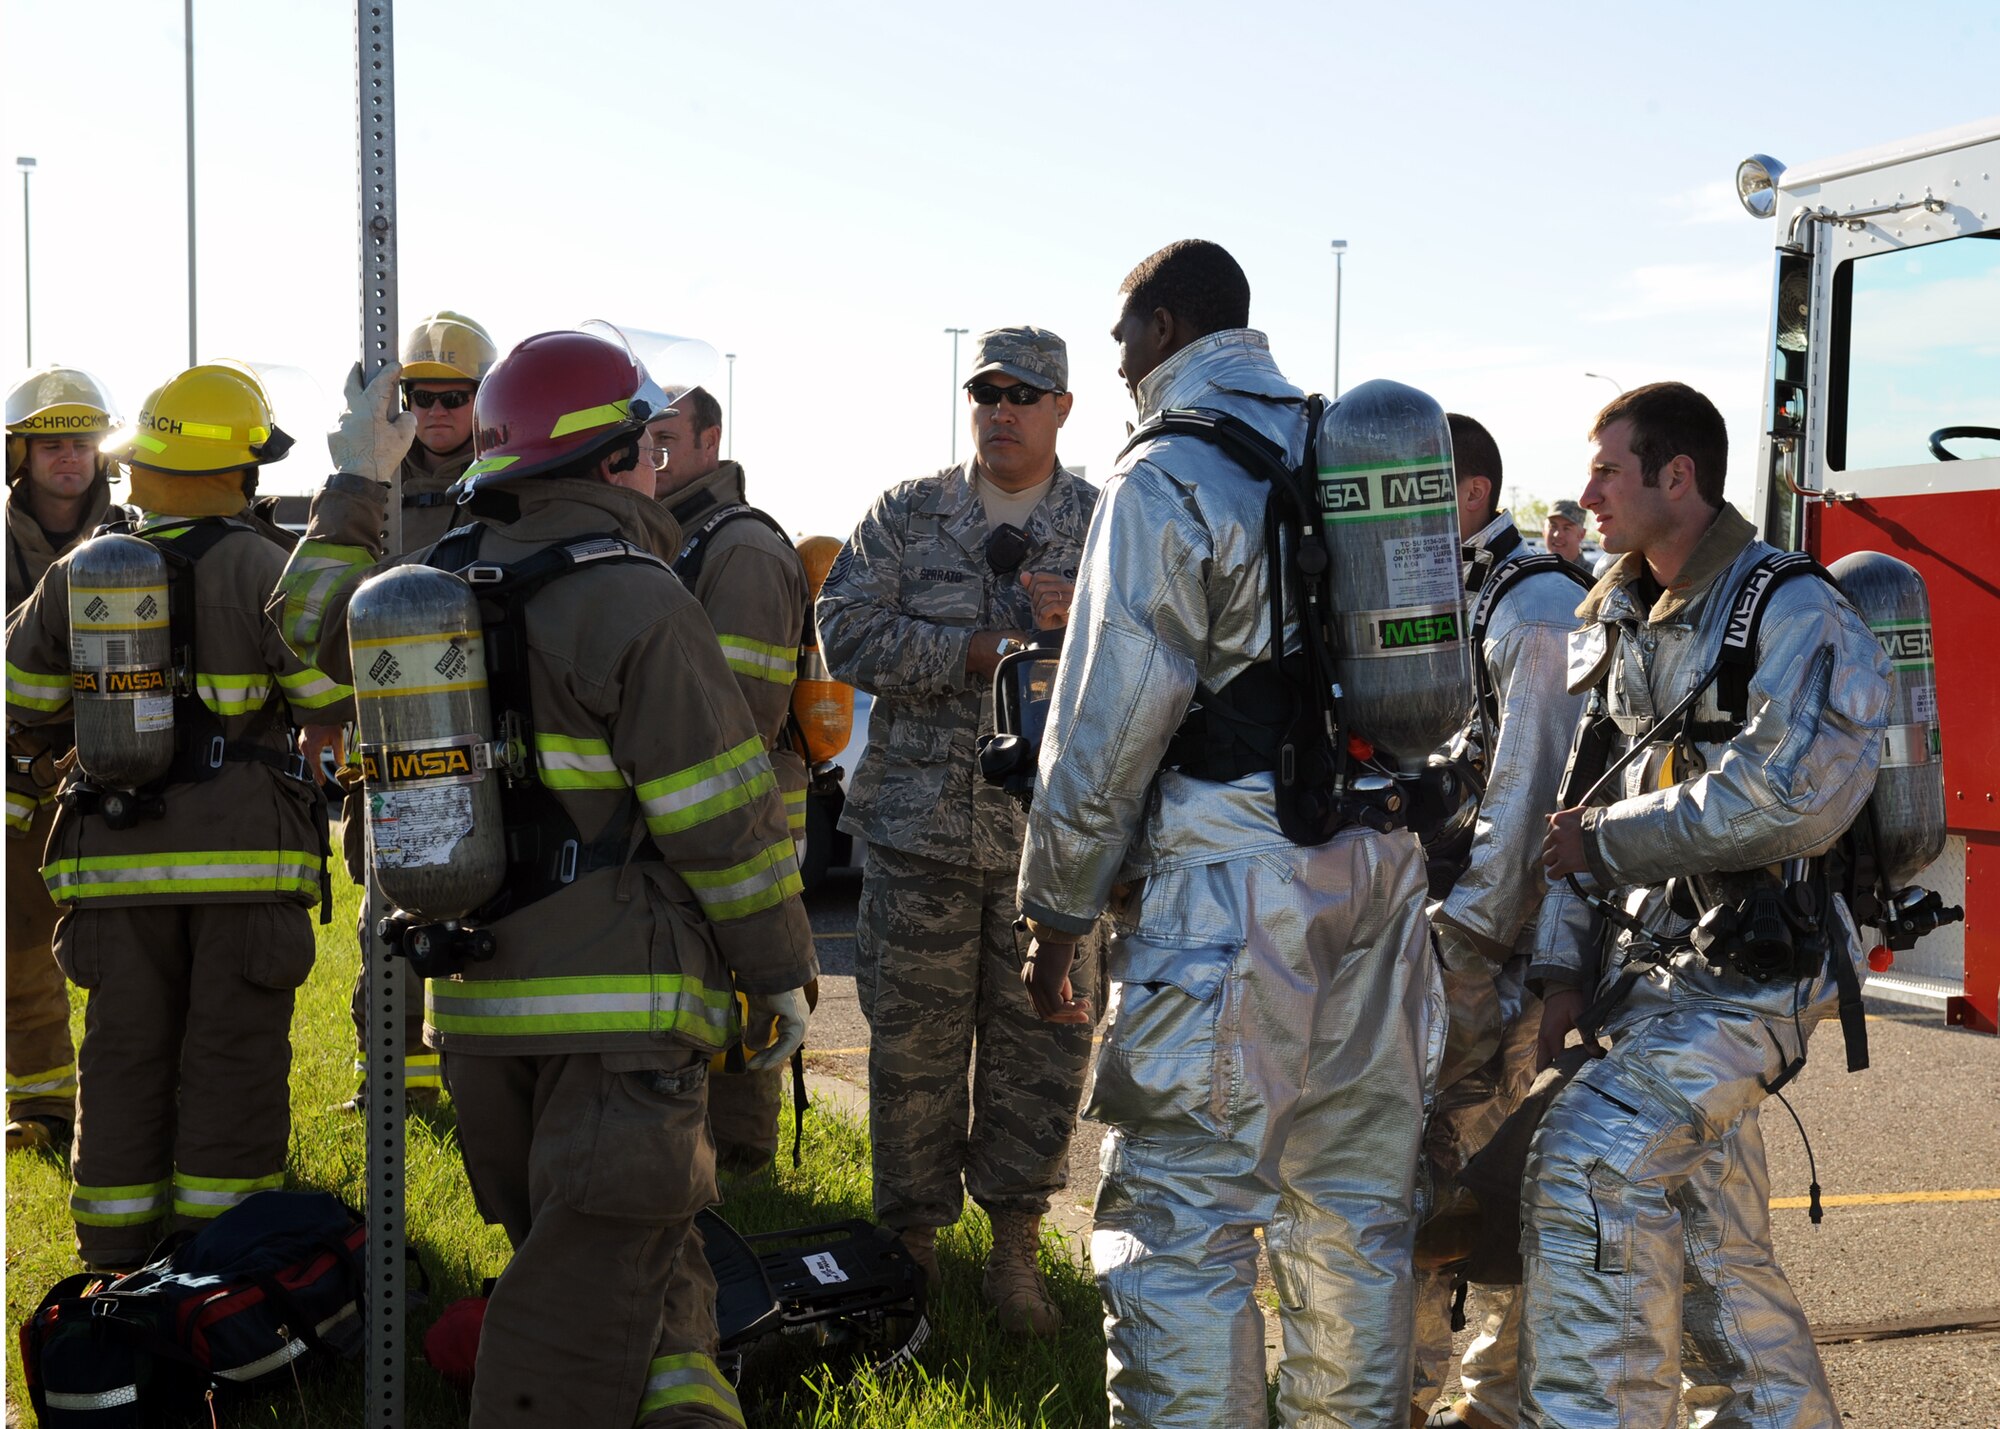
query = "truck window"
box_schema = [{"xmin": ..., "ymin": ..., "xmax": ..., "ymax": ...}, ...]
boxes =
[{"xmin": 1827, "ymin": 232, "xmax": 2000, "ymax": 471}]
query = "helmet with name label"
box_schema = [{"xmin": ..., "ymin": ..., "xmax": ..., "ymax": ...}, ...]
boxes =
[
  {"xmin": 99, "ymin": 364, "xmax": 294, "ymax": 476},
  {"xmin": 401, "ymin": 311, "xmax": 498, "ymax": 384},
  {"xmin": 5, "ymin": 365, "xmax": 118, "ymax": 482}
]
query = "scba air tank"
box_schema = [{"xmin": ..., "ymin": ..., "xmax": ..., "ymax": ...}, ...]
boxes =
[
  {"xmin": 67, "ymin": 533, "xmax": 176, "ymax": 789},
  {"xmin": 1314, "ymin": 379, "xmax": 1474, "ymax": 765},
  {"xmin": 348, "ymin": 565, "xmax": 506, "ymax": 920},
  {"xmin": 1829, "ymin": 551, "xmax": 1945, "ymax": 886},
  {"xmin": 791, "ymin": 535, "xmax": 855, "ymax": 765}
]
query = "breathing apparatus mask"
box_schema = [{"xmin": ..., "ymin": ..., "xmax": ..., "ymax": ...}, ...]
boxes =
[{"xmin": 977, "ymin": 630, "xmax": 1062, "ymax": 807}]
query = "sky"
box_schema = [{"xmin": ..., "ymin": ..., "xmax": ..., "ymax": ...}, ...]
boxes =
[{"xmin": 4, "ymin": 0, "xmax": 1997, "ymax": 540}]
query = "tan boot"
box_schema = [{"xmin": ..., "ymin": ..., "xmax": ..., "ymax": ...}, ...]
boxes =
[
  {"xmin": 982, "ymin": 1210, "xmax": 1061, "ymax": 1338},
  {"xmin": 897, "ymin": 1225, "xmax": 941, "ymax": 1293}
]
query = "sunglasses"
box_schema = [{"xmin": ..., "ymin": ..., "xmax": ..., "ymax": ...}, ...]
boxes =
[
  {"xmin": 405, "ymin": 388, "xmax": 473, "ymax": 411},
  {"xmin": 967, "ymin": 381, "xmax": 1060, "ymax": 407}
]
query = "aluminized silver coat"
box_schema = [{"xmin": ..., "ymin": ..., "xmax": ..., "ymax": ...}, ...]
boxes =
[
  {"xmin": 1519, "ymin": 506, "xmax": 1890, "ymax": 1428},
  {"xmin": 1016, "ymin": 331, "xmax": 1438, "ymax": 1428},
  {"xmin": 1414, "ymin": 513, "xmax": 1587, "ymax": 1421}
]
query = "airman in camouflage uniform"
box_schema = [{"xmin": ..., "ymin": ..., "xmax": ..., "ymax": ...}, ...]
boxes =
[{"xmin": 816, "ymin": 326, "xmax": 1098, "ymax": 1336}]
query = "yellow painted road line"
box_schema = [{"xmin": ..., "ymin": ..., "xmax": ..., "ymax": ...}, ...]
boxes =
[{"xmin": 1772, "ymin": 1188, "xmax": 2000, "ymax": 1210}]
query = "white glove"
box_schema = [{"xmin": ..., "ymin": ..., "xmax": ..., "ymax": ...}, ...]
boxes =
[
  {"xmin": 741, "ymin": 987, "xmax": 811, "ymax": 1071},
  {"xmin": 328, "ymin": 360, "xmax": 418, "ymax": 484}
]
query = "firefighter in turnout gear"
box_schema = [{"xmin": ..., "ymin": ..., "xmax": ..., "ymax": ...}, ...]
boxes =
[
  {"xmin": 271, "ymin": 331, "xmax": 815, "ymax": 1428},
  {"xmin": 1527, "ymin": 383, "xmax": 1889, "ymax": 1427},
  {"xmin": 3, "ymin": 362, "xmax": 350, "ymax": 1268},
  {"xmin": 1412, "ymin": 416, "xmax": 1590, "ymax": 1429},
  {"xmin": 5, "ymin": 366, "xmax": 122, "ymax": 1154},
  {"xmin": 647, "ymin": 383, "xmax": 813, "ymax": 1179}
]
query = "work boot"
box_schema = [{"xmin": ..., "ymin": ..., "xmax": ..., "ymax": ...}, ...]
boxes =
[
  {"xmin": 982, "ymin": 1210, "xmax": 1061, "ymax": 1338},
  {"xmin": 6, "ymin": 1115, "xmax": 71, "ymax": 1156},
  {"xmin": 896, "ymin": 1225, "xmax": 940, "ymax": 1293},
  {"xmin": 1426, "ymin": 1398, "xmax": 1508, "ymax": 1429}
]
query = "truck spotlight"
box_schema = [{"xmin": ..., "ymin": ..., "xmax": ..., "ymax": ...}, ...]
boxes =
[{"xmin": 1736, "ymin": 154, "xmax": 1786, "ymax": 219}]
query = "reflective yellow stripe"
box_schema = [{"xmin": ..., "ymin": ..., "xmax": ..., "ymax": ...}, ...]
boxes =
[
  {"xmin": 43, "ymin": 849, "xmax": 321, "ymax": 903},
  {"xmin": 274, "ymin": 540, "xmax": 375, "ymax": 654},
  {"xmin": 462, "ymin": 454, "xmax": 519, "ymax": 480},
  {"xmin": 636, "ymin": 737, "xmax": 774, "ymax": 836},
  {"xmin": 6, "ymin": 790, "xmax": 37, "ymax": 834},
  {"xmin": 276, "ymin": 665, "xmax": 351, "ymax": 709},
  {"xmin": 681, "ymin": 840, "xmax": 802, "ymax": 922},
  {"xmin": 6, "ymin": 660, "xmax": 71, "ymax": 713},
  {"xmin": 784, "ymin": 786, "xmax": 807, "ymax": 832},
  {"xmin": 426, "ymin": 973, "xmax": 737, "ymax": 1046},
  {"xmin": 71, "ymin": 1179, "xmax": 170, "ymax": 1226},
  {"xmin": 7, "ymin": 1062, "xmax": 77, "ymax": 1100},
  {"xmin": 406, "ymin": 1051, "xmax": 443, "ymax": 1091},
  {"xmin": 535, "ymin": 732, "xmax": 626, "ymax": 791},
  {"xmin": 718, "ymin": 633, "xmax": 798, "ymax": 686},
  {"xmin": 196, "ymin": 671, "xmax": 273, "ymax": 716},
  {"xmin": 636, "ymin": 1353, "xmax": 744, "ymax": 1425},
  {"xmin": 172, "ymin": 1169, "xmax": 284, "ymax": 1218},
  {"xmin": 548, "ymin": 399, "xmax": 630, "ymax": 439}
]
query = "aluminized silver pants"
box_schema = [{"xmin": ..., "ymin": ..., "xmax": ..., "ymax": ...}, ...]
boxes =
[
  {"xmin": 1088, "ymin": 829, "xmax": 1437, "ymax": 1428},
  {"xmin": 1520, "ymin": 1006, "xmax": 1838, "ymax": 1428},
  {"xmin": 1412, "ymin": 977, "xmax": 1540, "ymax": 1423}
]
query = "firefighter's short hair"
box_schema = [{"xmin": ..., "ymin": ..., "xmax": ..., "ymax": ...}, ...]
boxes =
[
  {"xmin": 1119, "ymin": 240, "xmax": 1251, "ymax": 339},
  {"xmin": 680, "ymin": 386, "xmax": 723, "ymax": 439},
  {"xmin": 1590, "ymin": 381, "xmax": 1727, "ymax": 508},
  {"xmin": 1447, "ymin": 412, "xmax": 1503, "ymax": 519}
]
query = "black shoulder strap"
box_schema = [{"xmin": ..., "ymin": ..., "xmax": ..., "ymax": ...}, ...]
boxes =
[
  {"xmin": 1701, "ymin": 550, "xmax": 1839, "ymax": 737},
  {"xmin": 1119, "ymin": 406, "xmax": 1298, "ymax": 488},
  {"xmin": 671, "ymin": 502, "xmax": 792, "ymax": 588},
  {"xmin": 1467, "ymin": 551, "xmax": 1593, "ymax": 647}
]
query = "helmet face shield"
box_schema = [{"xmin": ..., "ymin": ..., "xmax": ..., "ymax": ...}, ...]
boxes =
[{"xmin": 578, "ymin": 321, "xmax": 720, "ymax": 414}]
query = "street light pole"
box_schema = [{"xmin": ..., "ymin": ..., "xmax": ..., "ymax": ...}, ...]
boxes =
[
  {"xmin": 725, "ymin": 352, "xmax": 736, "ymax": 459},
  {"xmin": 1330, "ymin": 239, "xmax": 1348, "ymax": 398},
  {"xmin": 1584, "ymin": 371, "xmax": 1623, "ymax": 394},
  {"xmin": 17, "ymin": 157, "xmax": 35, "ymax": 366},
  {"xmin": 944, "ymin": 326, "xmax": 968, "ymax": 463},
  {"xmin": 185, "ymin": 0, "xmax": 197, "ymax": 365}
]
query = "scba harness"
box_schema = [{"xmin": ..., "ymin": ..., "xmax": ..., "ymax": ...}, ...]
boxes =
[
  {"xmin": 1559, "ymin": 550, "xmax": 1894, "ymax": 1076},
  {"xmin": 61, "ymin": 515, "xmax": 333, "ymax": 917},
  {"xmin": 376, "ymin": 521, "xmax": 670, "ymax": 977}
]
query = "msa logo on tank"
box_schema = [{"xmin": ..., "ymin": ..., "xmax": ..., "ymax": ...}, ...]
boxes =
[
  {"xmin": 71, "ymin": 668, "xmax": 169, "ymax": 694},
  {"xmin": 353, "ymin": 631, "xmax": 485, "ymax": 696},
  {"xmin": 1873, "ymin": 621, "xmax": 1933, "ymax": 669},
  {"xmin": 359, "ymin": 741, "xmax": 484, "ymax": 786},
  {"xmin": 1316, "ymin": 461, "xmax": 1455, "ymax": 519},
  {"xmin": 1375, "ymin": 611, "xmax": 1461, "ymax": 649}
]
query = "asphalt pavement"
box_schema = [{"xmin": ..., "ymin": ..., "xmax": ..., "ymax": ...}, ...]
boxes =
[{"xmin": 801, "ymin": 868, "xmax": 2000, "ymax": 1426}]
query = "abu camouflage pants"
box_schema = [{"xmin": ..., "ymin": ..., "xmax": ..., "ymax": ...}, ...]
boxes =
[
  {"xmin": 854, "ymin": 843, "xmax": 1096, "ymax": 1230},
  {"xmin": 7, "ymin": 802, "xmax": 75, "ymax": 1124}
]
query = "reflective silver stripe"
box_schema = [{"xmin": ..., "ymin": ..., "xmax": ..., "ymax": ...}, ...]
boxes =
[
  {"xmin": 172, "ymin": 1184, "xmax": 270, "ymax": 1210},
  {"xmin": 71, "ymin": 1191, "xmax": 169, "ymax": 1217},
  {"xmin": 639, "ymin": 750, "xmax": 773, "ymax": 822},
  {"xmin": 8, "ymin": 1069, "xmax": 77, "ymax": 1096},
  {"xmin": 444, "ymin": 990, "xmax": 729, "ymax": 1030},
  {"xmin": 45, "ymin": 1386, "xmax": 141, "ymax": 1410},
  {"xmin": 213, "ymin": 1303, "xmax": 359, "ymax": 1381}
]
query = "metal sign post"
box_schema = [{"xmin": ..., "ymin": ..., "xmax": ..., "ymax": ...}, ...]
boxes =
[{"xmin": 356, "ymin": 3, "xmax": 404, "ymax": 1425}]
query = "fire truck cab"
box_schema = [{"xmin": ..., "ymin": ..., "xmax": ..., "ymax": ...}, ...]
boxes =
[{"xmin": 1738, "ymin": 116, "xmax": 2000, "ymax": 1032}]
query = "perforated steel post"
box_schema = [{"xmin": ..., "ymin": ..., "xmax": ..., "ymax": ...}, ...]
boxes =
[{"xmin": 356, "ymin": 3, "xmax": 404, "ymax": 1425}]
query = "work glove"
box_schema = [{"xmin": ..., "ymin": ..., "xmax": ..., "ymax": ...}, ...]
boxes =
[
  {"xmin": 742, "ymin": 987, "xmax": 811, "ymax": 1071},
  {"xmin": 329, "ymin": 360, "xmax": 417, "ymax": 484}
]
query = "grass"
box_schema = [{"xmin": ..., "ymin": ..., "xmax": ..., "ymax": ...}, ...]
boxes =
[{"xmin": 5, "ymin": 880, "xmax": 1111, "ymax": 1427}]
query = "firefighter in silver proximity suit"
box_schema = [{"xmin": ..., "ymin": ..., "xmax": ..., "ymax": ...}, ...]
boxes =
[
  {"xmin": 1016, "ymin": 240, "xmax": 1436, "ymax": 1429},
  {"xmin": 1525, "ymin": 383, "xmax": 1888, "ymax": 1428},
  {"xmin": 1414, "ymin": 416, "xmax": 1590, "ymax": 1429}
]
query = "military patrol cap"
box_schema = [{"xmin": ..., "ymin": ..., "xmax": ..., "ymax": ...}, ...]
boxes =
[
  {"xmin": 1549, "ymin": 499, "xmax": 1588, "ymax": 527},
  {"xmin": 965, "ymin": 326, "xmax": 1068, "ymax": 392}
]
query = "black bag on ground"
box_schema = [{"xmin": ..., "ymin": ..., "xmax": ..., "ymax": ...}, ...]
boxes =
[{"xmin": 18, "ymin": 1190, "xmax": 367, "ymax": 1426}]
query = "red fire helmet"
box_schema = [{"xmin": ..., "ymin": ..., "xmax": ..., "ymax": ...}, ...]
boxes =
[{"xmin": 459, "ymin": 329, "xmax": 657, "ymax": 490}]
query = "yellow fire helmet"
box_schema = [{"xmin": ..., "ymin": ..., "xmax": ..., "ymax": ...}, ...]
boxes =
[
  {"xmin": 401, "ymin": 311, "xmax": 498, "ymax": 383},
  {"xmin": 100, "ymin": 363, "xmax": 295, "ymax": 476},
  {"xmin": 5, "ymin": 365, "xmax": 118, "ymax": 482}
]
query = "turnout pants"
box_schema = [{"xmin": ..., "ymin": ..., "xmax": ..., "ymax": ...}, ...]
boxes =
[
  {"xmin": 54, "ymin": 901, "xmax": 310, "ymax": 1267},
  {"xmin": 6, "ymin": 802, "xmax": 75, "ymax": 1124},
  {"xmin": 1089, "ymin": 831, "xmax": 1438, "ymax": 1429},
  {"xmin": 705, "ymin": 1064, "xmax": 782, "ymax": 1176},
  {"xmin": 1412, "ymin": 970, "xmax": 1541, "ymax": 1423},
  {"xmin": 1520, "ymin": 1005, "xmax": 1838, "ymax": 1428},
  {"xmin": 854, "ymin": 843, "xmax": 1097, "ymax": 1229},
  {"xmin": 447, "ymin": 1050, "xmax": 743, "ymax": 1429}
]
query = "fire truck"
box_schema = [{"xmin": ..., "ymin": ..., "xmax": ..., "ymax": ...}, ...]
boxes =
[{"xmin": 1737, "ymin": 116, "xmax": 2000, "ymax": 1033}]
